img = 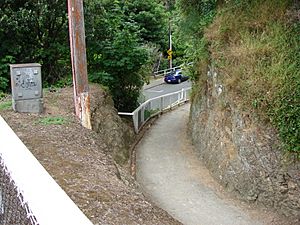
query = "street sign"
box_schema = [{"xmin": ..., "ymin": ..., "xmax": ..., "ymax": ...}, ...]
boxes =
[{"xmin": 167, "ymin": 49, "xmax": 172, "ymax": 55}]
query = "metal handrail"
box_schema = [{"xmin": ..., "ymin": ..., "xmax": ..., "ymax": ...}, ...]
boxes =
[
  {"xmin": 118, "ymin": 87, "xmax": 191, "ymax": 133},
  {"xmin": 153, "ymin": 66, "xmax": 181, "ymax": 77},
  {"xmin": 153, "ymin": 62, "xmax": 193, "ymax": 77}
]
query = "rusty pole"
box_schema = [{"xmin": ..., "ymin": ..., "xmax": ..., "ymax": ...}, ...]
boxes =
[{"xmin": 67, "ymin": 0, "xmax": 91, "ymax": 129}]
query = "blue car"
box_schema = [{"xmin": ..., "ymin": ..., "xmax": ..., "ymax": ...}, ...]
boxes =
[{"xmin": 164, "ymin": 69, "xmax": 189, "ymax": 84}]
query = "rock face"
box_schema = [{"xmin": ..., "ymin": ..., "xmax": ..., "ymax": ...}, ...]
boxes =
[
  {"xmin": 189, "ymin": 68, "xmax": 300, "ymax": 218},
  {"xmin": 90, "ymin": 84, "xmax": 134, "ymax": 165}
]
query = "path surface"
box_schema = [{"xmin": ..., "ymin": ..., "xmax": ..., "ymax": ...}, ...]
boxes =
[{"xmin": 136, "ymin": 104, "xmax": 276, "ymax": 225}]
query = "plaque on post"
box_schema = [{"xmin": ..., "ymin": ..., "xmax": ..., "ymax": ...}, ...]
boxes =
[{"xmin": 10, "ymin": 63, "xmax": 43, "ymax": 113}]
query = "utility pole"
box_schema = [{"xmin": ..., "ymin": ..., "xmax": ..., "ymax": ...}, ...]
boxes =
[
  {"xmin": 67, "ymin": 0, "xmax": 91, "ymax": 129},
  {"xmin": 168, "ymin": 19, "xmax": 172, "ymax": 69},
  {"xmin": 166, "ymin": 0, "xmax": 173, "ymax": 70}
]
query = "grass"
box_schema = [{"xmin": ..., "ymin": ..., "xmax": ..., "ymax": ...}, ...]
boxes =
[
  {"xmin": 0, "ymin": 101, "xmax": 12, "ymax": 110},
  {"xmin": 38, "ymin": 116, "xmax": 67, "ymax": 125},
  {"xmin": 193, "ymin": 0, "xmax": 300, "ymax": 154},
  {"xmin": 0, "ymin": 92, "xmax": 7, "ymax": 100}
]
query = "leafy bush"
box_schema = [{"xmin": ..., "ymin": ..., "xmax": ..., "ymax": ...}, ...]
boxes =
[
  {"xmin": 1, "ymin": 0, "xmax": 169, "ymax": 112},
  {"xmin": 101, "ymin": 27, "xmax": 149, "ymax": 112},
  {"xmin": 0, "ymin": 55, "xmax": 15, "ymax": 92},
  {"xmin": 0, "ymin": 1, "xmax": 70, "ymax": 87},
  {"xmin": 85, "ymin": 0, "xmax": 168, "ymax": 111},
  {"xmin": 89, "ymin": 71, "xmax": 114, "ymax": 87}
]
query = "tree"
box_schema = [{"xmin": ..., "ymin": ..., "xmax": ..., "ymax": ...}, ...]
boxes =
[
  {"xmin": 0, "ymin": 0, "xmax": 169, "ymax": 112},
  {"xmin": 85, "ymin": 0, "xmax": 167, "ymax": 111},
  {"xmin": 97, "ymin": 25, "xmax": 149, "ymax": 112},
  {"xmin": 0, "ymin": 0, "xmax": 69, "ymax": 87},
  {"xmin": 123, "ymin": 0, "xmax": 168, "ymax": 48}
]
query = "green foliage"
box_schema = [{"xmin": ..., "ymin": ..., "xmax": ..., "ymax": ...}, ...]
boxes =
[
  {"xmin": 269, "ymin": 22, "xmax": 300, "ymax": 153},
  {"xmin": 38, "ymin": 116, "xmax": 67, "ymax": 125},
  {"xmin": 0, "ymin": 55, "xmax": 15, "ymax": 92},
  {"xmin": 101, "ymin": 28, "xmax": 149, "ymax": 112},
  {"xmin": 0, "ymin": 101, "xmax": 11, "ymax": 110},
  {"xmin": 177, "ymin": 0, "xmax": 217, "ymax": 38},
  {"xmin": 0, "ymin": 0, "xmax": 70, "ymax": 86},
  {"xmin": 144, "ymin": 109, "xmax": 160, "ymax": 120},
  {"xmin": 181, "ymin": 0, "xmax": 300, "ymax": 153},
  {"xmin": 50, "ymin": 76, "xmax": 73, "ymax": 89},
  {"xmin": 1, "ymin": 0, "xmax": 169, "ymax": 112},
  {"xmin": 175, "ymin": 0, "xmax": 217, "ymax": 76},
  {"xmin": 85, "ymin": 0, "xmax": 167, "ymax": 111},
  {"xmin": 0, "ymin": 92, "xmax": 7, "ymax": 100},
  {"xmin": 89, "ymin": 71, "xmax": 113, "ymax": 87},
  {"xmin": 123, "ymin": 0, "xmax": 168, "ymax": 47}
]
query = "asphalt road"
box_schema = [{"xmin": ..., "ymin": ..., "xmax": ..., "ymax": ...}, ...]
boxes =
[
  {"xmin": 136, "ymin": 104, "xmax": 278, "ymax": 225},
  {"xmin": 143, "ymin": 79, "xmax": 191, "ymax": 100}
]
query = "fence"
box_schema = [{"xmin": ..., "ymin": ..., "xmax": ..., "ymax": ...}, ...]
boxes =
[
  {"xmin": 153, "ymin": 66, "xmax": 181, "ymax": 77},
  {"xmin": 153, "ymin": 62, "xmax": 193, "ymax": 77},
  {"xmin": 0, "ymin": 116, "xmax": 93, "ymax": 225},
  {"xmin": 118, "ymin": 87, "xmax": 191, "ymax": 133}
]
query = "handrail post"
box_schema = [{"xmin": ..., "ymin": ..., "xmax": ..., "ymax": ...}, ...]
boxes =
[
  {"xmin": 160, "ymin": 97, "xmax": 164, "ymax": 111},
  {"xmin": 118, "ymin": 87, "xmax": 191, "ymax": 134},
  {"xmin": 133, "ymin": 113, "xmax": 139, "ymax": 133},
  {"xmin": 141, "ymin": 106, "xmax": 145, "ymax": 125}
]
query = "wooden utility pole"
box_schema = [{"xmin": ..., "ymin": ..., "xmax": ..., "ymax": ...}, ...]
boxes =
[
  {"xmin": 67, "ymin": 0, "xmax": 91, "ymax": 129},
  {"xmin": 168, "ymin": 19, "xmax": 172, "ymax": 69}
]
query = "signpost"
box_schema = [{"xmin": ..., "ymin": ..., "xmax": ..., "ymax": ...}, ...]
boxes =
[
  {"xmin": 168, "ymin": 20, "xmax": 172, "ymax": 69},
  {"xmin": 167, "ymin": 49, "xmax": 172, "ymax": 60}
]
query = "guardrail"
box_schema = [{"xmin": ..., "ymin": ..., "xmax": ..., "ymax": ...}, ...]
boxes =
[
  {"xmin": 153, "ymin": 62, "xmax": 193, "ymax": 77},
  {"xmin": 153, "ymin": 66, "xmax": 181, "ymax": 77},
  {"xmin": 118, "ymin": 88, "xmax": 191, "ymax": 133}
]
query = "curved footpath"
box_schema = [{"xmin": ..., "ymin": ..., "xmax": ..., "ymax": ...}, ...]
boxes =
[{"xmin": 136, "ymin": 104, "xmax": 285, "ymax": 225}]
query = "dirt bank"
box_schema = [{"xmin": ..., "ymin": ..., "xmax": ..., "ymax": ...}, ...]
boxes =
[{"xmin": 0, "ymin": 84, "xmax": 181, "ymax": 225}]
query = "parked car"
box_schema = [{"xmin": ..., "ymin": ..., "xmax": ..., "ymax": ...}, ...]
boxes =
[{"xmin": 164, "ymin": 69, "xmax": 189, "ymax": 84}]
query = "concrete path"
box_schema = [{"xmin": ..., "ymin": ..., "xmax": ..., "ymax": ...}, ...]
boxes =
[{"xmin": 136, "ymin": 104, "xmax": 268, "ymax": 225}]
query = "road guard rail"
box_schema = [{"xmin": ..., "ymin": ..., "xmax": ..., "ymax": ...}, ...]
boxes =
[
  {"xmin": 118, "ymin": 87, "xmax": 192, "ymax": 133},
  {"xmin": 153, "ymin": 62, "xmax": 193, "ymax": 77},
  {"xmin": 153, "ymin": 66, "xmax": 181, "ymax": 77}
]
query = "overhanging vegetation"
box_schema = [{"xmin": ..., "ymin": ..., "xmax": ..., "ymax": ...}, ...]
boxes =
[{"xmin": 178, "ymin": 0, "xmax": 300, "ymax": 154}]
